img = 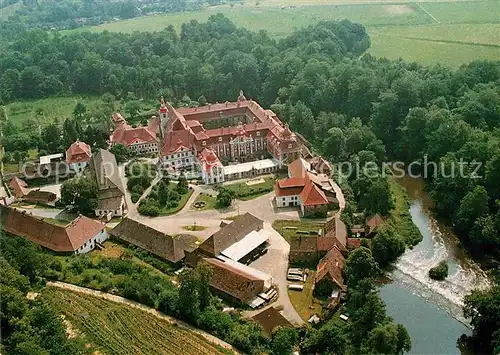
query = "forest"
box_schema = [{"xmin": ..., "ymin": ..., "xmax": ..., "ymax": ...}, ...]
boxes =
[{"xmin": 0, "ymin": 13, "xmax": 499, "ymax": 354}]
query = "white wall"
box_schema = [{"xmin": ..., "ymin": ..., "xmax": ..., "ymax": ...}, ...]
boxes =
[
  {"xmin": 75, "ymin": 229, "xmax": 108, "ymax": 254},
  {"xmin": 95, "ymin": 197, "xmax": 124, "ymax": 217},
  {"xmin": 276, "ymin": 194, "xmax": 300, "ymax": 208}
]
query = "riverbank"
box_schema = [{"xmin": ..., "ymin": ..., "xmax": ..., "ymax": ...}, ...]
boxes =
[{"xmin": 379, "ymin": 176, "xmax": 491, "ymax": 354}]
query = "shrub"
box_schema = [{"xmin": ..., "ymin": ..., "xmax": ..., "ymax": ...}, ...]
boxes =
[
  {"xmin": 429, "ymin": 261, "xmax": 448, "ymax": 280},
  {"xmin": 131, "ymin": 192, "xmax": 141, "ymax": 203},
  {"xmin": 138, "ymin": 198, "xmax": 161, "ymax": 216}
]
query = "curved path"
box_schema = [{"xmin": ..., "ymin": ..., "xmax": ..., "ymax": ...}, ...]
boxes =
[{"xmin": 47, "ymin": 281, "xmax": 239, "ymax": 353}]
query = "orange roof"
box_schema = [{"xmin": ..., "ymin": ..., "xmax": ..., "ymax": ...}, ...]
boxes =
[
  {"xmin": 274, "ymin": 183, "xmax": 304, "ymax": 197},
  {"xmin": 288, "ymin": 157, "xmax": 309, "ymax": 178},
  {"xmin": 9, "ymin": 177, "xmax": 29, "ymax": 198},
  {"xmin": 162, "ymin": 129, "xmax": 196, "ymax": 155},
  {"xmin": 0, "ymin": 205, "xmax": 105, "ymax": 252},
  {"xmin": 300, "ymin": 180, "xmax": 329, "ymax": 206},
  {"xmin": 66, "ymin": 140, "xmax": 92, "ymax": 164},
  {"xmin": 315, "ymin": 246, "xmax": 345, "ymax": 290},
  {"xmin": 277, "ymin": 177, "xmax": 306, "ymax": 188},
  {"xmin": 110, "ymin": 126, "xmax": 157, "ymax": 147},
  {"xmin": 199, "ymin": 148, "xmax": 222, "ymax": 172}
]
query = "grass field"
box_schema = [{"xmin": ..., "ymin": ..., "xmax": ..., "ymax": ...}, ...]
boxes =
[
  {"xmin": 4, "ymin": 96, "xmax": 104, "ymax": 126},
  {"xmin": 222, "ymin": 176, "xmax": 275, "ymax": 200},
  {"xmin": 272, "ymin": 219, "xmax": 324, "ymax": 241},
  {"xmin": 191, "ymin": 192, "xmax": 217, "ymax": 210},
  {"xmin": 287, "ymin": 270, "xmax": 323, "ymax": 321},
  {"xmin": 43, "ymin": 288, "xmax": 229, "ymax": 355},
  {"xmin": 70, "ymin": 0, "xmax": 500, "ymax": 67}
]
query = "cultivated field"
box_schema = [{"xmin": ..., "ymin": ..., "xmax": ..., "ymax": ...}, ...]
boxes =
[
  {"xmin": 4, "ymin": 96, "xmax": 104, "ymax": 125},
  {"xmin": 43, "ymin": 287, "xmax": 229, "ymax": 355},
  {"xmin": 71, "ymin": 0, "xmax": 500, "ymax": 67}
]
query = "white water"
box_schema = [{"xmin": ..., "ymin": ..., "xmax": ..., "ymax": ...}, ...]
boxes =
[{"xmin": 390, "ymin": 199, "xmax": 491, "ymax": 325}]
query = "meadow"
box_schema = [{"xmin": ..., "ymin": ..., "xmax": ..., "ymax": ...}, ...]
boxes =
[
  {"xmin": 71, "ymin": 0, "xmax": 500, "ymax": 67},
  {"xmin": 43, "ymin": 287, "xmax": 229, "ymax": 355}
]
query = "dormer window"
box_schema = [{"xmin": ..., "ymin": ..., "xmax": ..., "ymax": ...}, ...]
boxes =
[
  {"xmin": 218, "ymin": 137, "xmax": 222, "ymax": 142},
  {"xmin": 257, "ymin": 132, "xmax": 260, "ymax": 136},
  {"xmin": 203, "ymin": 141, "xmax": 206, "ymax": 146},
  {"xmin": 288, "ymin": 144, "xmax": 292, "ymax": 149}
]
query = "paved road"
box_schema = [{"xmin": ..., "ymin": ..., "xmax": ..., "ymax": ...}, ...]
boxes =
[{"xmin": 47, "ymin": 281, "xmax": 239, "ymax": 354}]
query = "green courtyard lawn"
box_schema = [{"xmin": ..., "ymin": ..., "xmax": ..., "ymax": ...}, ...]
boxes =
[
  {"xmin": 158, "ymin": 187, "xmax": 194, "ymax": 216},
  {"xmin": 272, "ymin": 219, "xmax": 324, "ymax": 242},
  {"xmin": 191, "ymin": 192, "xmax": 217, "ymax": 211},
  {"xmin": 287, "ymin": 269, "xmax": 323, "ymax": 322},
  {"xmin": 222, "ymin": 176, "xmax": 275, "ymax": 201}
]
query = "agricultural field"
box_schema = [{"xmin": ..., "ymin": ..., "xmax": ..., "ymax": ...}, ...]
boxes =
[
  {"xmin": 43, "ymin": 287, "xmax": 229, "ymax": 355},
  {"xmin": 272, "ymin": 219, "xmax": 324, "ymax": 241},
  {"xmin": 4, "ymin": 96, "xmax": 106, "ymax": 126},
  {"xmin": 71, "ymin": 0, "xmax": 500, "ymax": 67}
]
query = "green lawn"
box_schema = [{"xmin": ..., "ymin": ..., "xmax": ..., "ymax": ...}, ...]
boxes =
[
  {"xmin": 159, "ymin": 188, "xmax": 194, "ymax": 216},
  {"xmin": 287, "ymin": 269, "xmax": 324, "ymax": 322},
  {"xmin": 222, "ymin": 176, "xmax": 275, "ymax": 201},
  {"xmin": 272, "ymin": 219, "xmax": 324, "ymax": 242},
  {"xmin": 191, "ymin": 192, "xmax": 217, "ymax": 211},
  {"xmin": 4, "ymin": 96, "xmax": 105, "ymax": 126},
  {"xmin": 69, "ymin": 0, "xmax": 500, "ymax": 68}
]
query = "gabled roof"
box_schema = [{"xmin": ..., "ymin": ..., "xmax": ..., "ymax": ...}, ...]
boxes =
[
  {"xmin": 289, "ymin": 236, "xmax": 317, "ymax": 253},
  {"xmin": 299, "ymin": 180, "xmax": 329, "ymax": 206},
  {"xmin": 277, "ymin": 177, "xmax": 306, "ymax": 189},
  {"xmin": 203, "ymin": 257, "xmax": 265, "ymax": 302},
  {"xmin": 24, "ymin": 189, "xmax": 57, "ymax": 204},
  {"xmin": 367, "ymin": 214, "xmax": 385, "ymax": 235},
  {"xmin": 315, "ymin": 246, "xmax": 345, "ymax": 290},
  {"xmin": 9, "ymin": 177, "xmax": 29, "ymax": 198},
  {"xmin": 162, "ymin": 129, "xmax": 196, "ymax": 156},
  {"xmin": 87, "ymin": 149, "xmax": 125, "ymax": 197},
  {"xmin": 198, "ymin": 213, "xmax": 263, "ymax": 256},
  {"xmin": 0, "ymin": 205, "xmax": 104, "ymax": 252},
  {"xmin": 111, "ymin": 126, "xmax": 157, "ymax": 147},
  {"xmin": 274, "ymin": 183, "xmax": 304, "ymax": 197},
  {"xmin": 66, "ymin": 140, "xmax": 92, "ymax": 164},
  {"xmin": 324, "ymin": 216, "xmax": 347, "ymax": 249},
  {"xmin": 110, "ymin": 218, "xmax": 196, "ymax": 263},
  {"xmin": 288, "ymin": 157, "xmax": 310, "ymax": 178},
  {"xmin": 252, "ymin": 307, "xmax": 293, "ymax": 335}
]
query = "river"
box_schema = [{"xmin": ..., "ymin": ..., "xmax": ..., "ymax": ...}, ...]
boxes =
[{"xmin": 379, "ymin": 177, "xmax": 491, "ymax": 355}]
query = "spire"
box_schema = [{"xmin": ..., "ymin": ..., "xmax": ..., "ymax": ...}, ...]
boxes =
[
  {"xmin": 159, "ymin": 96, "xmax": 168, "ymax": 114},
  {"xmin": 237, "ymin": 90, "xmax": 247, "ymax": 102}
]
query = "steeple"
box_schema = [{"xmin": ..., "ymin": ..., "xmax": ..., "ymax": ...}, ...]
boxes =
[{"xmin": 237, "ymin": 90, "xmax": 247, "ymax": 102}]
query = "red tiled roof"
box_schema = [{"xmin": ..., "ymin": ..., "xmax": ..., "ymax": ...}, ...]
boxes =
[
  {"xmin": 300, "ymin": 180, "xmax": 329, "ymax": 206},
  {"xmin": 324, "ymin": 216, "xmax": 347, "ymax": 249},
  {"xmin": 315, "ymin": 246, "xmax": 345, "ymax": 290},
  {"xmin": 147, "ymin": 116, "xmax": 161, "ymax": 136},
  {"xmin": 288, "ymin": 158, "xmax": 309, "ymax": 178},
  {"xmin": 252, "ymin": 307, "xmax": 293, "ymax": 335},
  {"xmin": 66, "ymin": 140, "xmax": 92, "ymax": 164},
  {"xmin": 0, "ymin": 205, "xmax": 104, "ymax": 252},
  {"xmin": 347, "ymin": 238, "xmax": 362, "ymax": 249},
  {"xmin": 9, "ymin": 177, "xmax": 29, "ymax": 198},
  {"xmin": 162, "ymin": 129, "xmax": 196, "ymax": 155},
  {"xmin": 203, "ymin": 258, "xmax": 265, "ymax": 302},
  {"xmin": 277, "ymin": 177, "xmax": 306, "ymax": 189},
  {"xmin": 110, "ymin": 126, "xmax": 157, "ymax": 147},
  {"xmin": 199, "ymin": 148, "xmax": 222, "ymax": 172},
  {"xmin": 274, "ymin": 183, "xmax": 303, "ymax": 197},
  {"xmin": 316, "ymin": 237, "xmax": 338, "ymax": 252}
]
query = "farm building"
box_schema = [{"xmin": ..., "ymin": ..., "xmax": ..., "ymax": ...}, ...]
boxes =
[
  {"xmin": 197, "ymin": 212, "xmax": 267, "ymax": 262},
  {"xmin": 109, "ymin": 218, "xmax": 197, "ymax": 264},
  {"xmin": 274, "ymin": 157, "xmax": 344, "ymax": 217},
  {"xmin": 9, "ymin": 177, "xmax": 29, "ymax": 198},
  {"xmin": 23, "ymin": 189, "xmax": 58, "ymax": 206},
  {"xmin": 0, "ymin": 205, "xmax": 107, "ymax": 254},
  {"xmin": 252, "ymin": 307, "xmax": 293, "ymax": 335},
  {"xmin": 203, "ymin": 256, "xmax": 272, "ymax": 306},
  {"xmin": 314, "ymin": 246, "xmax": 346, "ymax": 298}
]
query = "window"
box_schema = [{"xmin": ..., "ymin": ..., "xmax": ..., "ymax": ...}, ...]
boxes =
[
  {"xmin": 218, "ymin": 137, "xmax": 222, "ymax": 142},
  {"xmin": 203, "ymin": 141, "xmax": 206, "ymax": 146},
  {"xmin": 257, "ymin": 131, "xmax": 260, "ymax": 136}
]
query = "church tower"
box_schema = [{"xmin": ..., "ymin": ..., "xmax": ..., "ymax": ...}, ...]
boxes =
[{"xmin": 159, "ymin": 96, "xmax": 168, "ymax": 138}]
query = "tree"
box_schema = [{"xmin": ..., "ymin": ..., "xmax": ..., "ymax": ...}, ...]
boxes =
[
  {"xmin": 216, "ymin": 187, "xmax": 236, "ymax": 208},
  {"xmin": 39, "ymin": 122, "xmax": 62, "ymax": 154},
  {"xmin": 195, "ymin": 262, "xmax": 213, "ymax": 310},
  {"xmin": 176, "ymin": 174, "xmax": 189, "ymax": 194},
  {"xmin": 177, "ymin": 268, "xmax": 200, "ymax": 321},
  {"xmin": 455, "ymin": 185, "xmax": 489, "ymax": 235},
  {"xmin": 109, "ymin": 144, "xmax": 129, "ymax": 163},
  {"xmin": 300, "ymin": 322, "xmax": 347, "ymax": 355},
  {"xmin": 73, "ymin": 102, "xmax": 87, "ymax": 120},
  {"xmin": 60, "ymin": 176, "xmax": 98, "ymax": 214},
  {"xmin": 344, "ymin": 247, "xmax": 380, "ymax": 289},
  {"xmin": 270, "ymin": 327, "xmax": 299, "ymax": 355},
  {"xmin": 371, "ymin": 226, "xmax": 406, "ymax": 268},
  {"xmin": 463, "ymin": 286, "xmax": 500, "ymax": 354},
  {"xmin": 361, "ymin": 322, "xmax": 412, "ymax": 355}
]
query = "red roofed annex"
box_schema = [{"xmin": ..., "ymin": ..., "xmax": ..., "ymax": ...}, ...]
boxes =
[
  {"xmin": 65, "ymin": 140, "xmax": 92, "ymax": 173},
  {"xmin": 0, "ymin": 205, "xmax": 107, "ymax": 254}
]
